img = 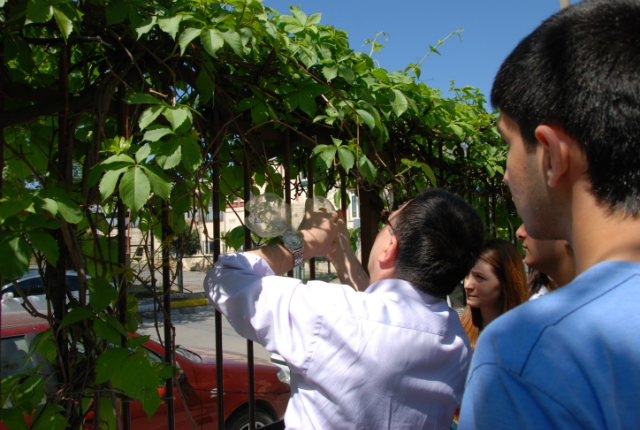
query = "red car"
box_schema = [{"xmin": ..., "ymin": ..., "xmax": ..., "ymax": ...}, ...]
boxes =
[{"xmin": 1, "ymin": 313, "xmax": 290, "ymax": 429}]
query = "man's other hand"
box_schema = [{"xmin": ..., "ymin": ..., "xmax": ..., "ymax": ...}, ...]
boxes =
[{"xmin": 298, "ymin": 198, "xmax": 344, "ymax": 260}]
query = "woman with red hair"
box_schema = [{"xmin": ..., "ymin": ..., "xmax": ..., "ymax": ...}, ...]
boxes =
[{"xmin": 461, "ymin": 239, "xmax": 529, "ymax": 349}]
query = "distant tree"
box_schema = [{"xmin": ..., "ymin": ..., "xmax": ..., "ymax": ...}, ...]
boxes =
[{"xmin": 170, "ymin": 228, "xmax": 200, "ymax": 257}]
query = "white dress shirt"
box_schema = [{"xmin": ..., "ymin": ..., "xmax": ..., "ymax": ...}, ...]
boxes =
[{"xmin": 205, "ymin": 253, "xmax": 472, "ymax": 430}]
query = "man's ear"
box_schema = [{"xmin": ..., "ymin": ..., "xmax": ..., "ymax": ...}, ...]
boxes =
[
  {"xmin": 534, "ymin": 125, "xmax": 571, "ymax": 188},
  {"xmin": 377, "ymin": 235, "xmax": 399, "ymax": 266}
]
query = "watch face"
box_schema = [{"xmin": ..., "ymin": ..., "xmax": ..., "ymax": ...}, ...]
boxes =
[{"xmin": 283, "ymin": 234, "xmax": 303, "ymax": 249}]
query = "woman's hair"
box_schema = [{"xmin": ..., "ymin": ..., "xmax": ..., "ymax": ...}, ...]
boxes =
[
  {"xmin": 528, "ymin": 267, "xmax": 557, "ymax": 297},
  {"xmin": 461, "ymin": 239, "xmax": 529, "ymax": 348}
]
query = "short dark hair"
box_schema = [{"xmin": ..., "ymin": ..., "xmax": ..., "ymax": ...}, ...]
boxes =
[
  {"xmin": 393, "ymin": 190, "xmax": 484, "ymax": 296},
  {"xmin": 491, "ymin": 0, "xmax": 640, "ymax": 213}
]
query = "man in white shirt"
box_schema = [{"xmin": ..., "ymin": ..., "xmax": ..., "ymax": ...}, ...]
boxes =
[{"xmin": 205, "ymin": 189, "xmax": 484, "ymax": 429}]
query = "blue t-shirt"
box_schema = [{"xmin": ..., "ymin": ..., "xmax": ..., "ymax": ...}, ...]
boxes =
[{"xmin": 458, "ymin": 261, "xmax": 640, "ymax": 429}]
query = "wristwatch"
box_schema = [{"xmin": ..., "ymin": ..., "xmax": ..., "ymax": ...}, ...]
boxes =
[{"xmin": 282, "ymin": 233, "xmax": 304, "ymax": 268}]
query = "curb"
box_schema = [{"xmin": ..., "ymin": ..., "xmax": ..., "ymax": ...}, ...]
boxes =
[{"xmin": 137, "ymin": 297, "xmax": 209, "ymax": 313}]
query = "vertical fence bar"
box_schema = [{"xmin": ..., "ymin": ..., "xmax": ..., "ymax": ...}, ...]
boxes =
[
  {"xmin": 162, "ymin": 201, "xmax": 175, "ymax": 430},
  {"xmin": 307, "ymin": 155, "xmax": 315, "ymax": 281},
  {"xmin": 358, "ymin": 187, "xmax": 377, "ymax": 277},
  {"xmin": 116, "ymin": 86, "xmax": 131, "ymax": 430},
  {"xmin": 244, "ymin": 146, "xmax": 256, "ymax": 429},
  {"xmin": 340, "ymin": 168, "xmax": 347, "ymax": 215},
  {"xmin": 285, "ymin": 130, "xmax": 294, "ymax": 278},
  {"xmin": 213, "ymin": 112, "xmax": 225, "ymax": 429},
  {"xmin": 0, "ymin": 43, "xmax": 4, "ymax": 393}
]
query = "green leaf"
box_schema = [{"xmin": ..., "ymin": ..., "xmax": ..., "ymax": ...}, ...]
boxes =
[
  {"xmin": 229, "ymin": 226, "xmax": 245, "ymax": 251},
  {"xmin": 338, "ymin": 65, "xmax": 355, "ymax": 83},
  {"xmin": 358, "ymin": 153, "xmax": 377, "ymax": 184},
  {"xmin": 355, "ymin": 109, "xmax": 375, "ymax": 131},
  {"xmin": 56, "ymin": 198, "xmax": 82, "ymax": 223},
  {"xmin": 299, "ymin": 46, "xmax": 317, "ymax": 69},
  {"xmin": 331, "ymin": 137, "xmax": 342, "ymax": 147},
  {"xmin": 139, "ymin": 105, "xmax": 165, "ymax": 130},
  {"xmin": 87, "ymin": 277, "xmax": 118, "ymax": 313},
  {"xmin": 126, "ymin": 335, "xmax": 149, "ymax": 349},
  {"xmin": 322, "ymin": 64, "xmax": 338, "ymax": 82},
  {"xmin": 141, "ymin": 165, "xmax": 171, "ymax": 201},
  {"xmin": 157, "ymin": 365, "xmax": 178, "ymax": 379},
  {"xmin": 26, "ymin": 230, "xmax": 59, "ymax": 266},
  {"xmin": 153, "ymin": 137, "xmax": 182, "ymax": 170},
  {"xmin": 163, "ymin": 107, "xmax": 191, "ymax": 131},
  {"xmin": 179, "ymin": 27, "xmax": 202, "ymax": 56},
  {"xmin": 143, "ymin": 127, "xmax": 173, "ymax": 143},
  {"xmin": 52, "ymin": 6, "xmax": 73, "ymax": 43},
  {"xmin": 201, "ymin": 28, "xmax": 224, "ymax": 57},
  {"xmin": 181, "ymin": 136, "xmax": 203, "ymax": 173},
  {"xmin": 120, "ymin": 168, "xmax": 151, "ymax": 214},
  {"xmin": 221, "ymin": 30, "xmax": 244, "ymax": 56},
  {"xmin": 0, "ymin": 231, "xmax": 31, "ymax": 280},
  {"xmin": 95, "ymin": 347, "xmax": 130, "ymax": 384},
  {"xmin": 23, "ymin": 214, "xmax": 60, "ymax": 230},
  {"xmin": 124, "ymin": 94, "xmax": 161, "ymax": 105},
  {"xmin": 298, "ymin": 93, "xmax": 316, "ymax": 118},
  {"xmin": 142, "ymin": 388, "xmax": 161, "ymax": 420},
  {"xmin": 98, "ymin": 398, "xmax": 116, "ymax": 430},
  {"xmin": 111, "ymin": 354, "xmax": 158, "ymax": 402},
  {"xmin": 26, "ymin": 0, "xmax": 52, "ymax": 23},
  {"xmin": 318, "ymin": 146, "xmax": 336, "ymax": 170},
  {"xmin": 389, "ymin": 89, "xmax": 408, "ymax": 118},
  {"xmin": 236, "ymin": 98, "xmax": 260, "ymax": 113},
  {"xmin": 158, "ymin": 15, "xmax": 182, "ymax": 40},
  {"xmin": 337, "ymin": 147, "xmax": 355, "ymax": 171},
  {"xmin": 418, "ymin": 162, "xmax": 438, "ymax": 187},
  {"xmin": 31, "ymin": 404, "xmax": 69, "ymax": 430},
  {"xmin": 59, "ymin": 307, "xmax": 95, "ymax": 330},
  {"xmin": 99, "ymin": 167, "xmax": 128, "ymax": 201},
  {"xmin": 1, "ymin": 407, "xmax": 28, "ymax": 430},
  {"xmin": 13, "ymin": 375, "xmax": 45, "ymax": 410},
  {"xmin": 105, "ymin": 0, "xmax": 127, "ymax": 25},
  {"xmin": 307, "ymin": 12, "xmax": 322, "ymax": 25},
  {"xmin": 132, "ymin": 15, "xmax": 157, "ymax": 39},
  {"xmin": 196, "ymin": 68, "xmax": 215, "ymax": 105},
  {"xmin": 94, "ymin": 318, "xmax": 123, "ymax": 345}
]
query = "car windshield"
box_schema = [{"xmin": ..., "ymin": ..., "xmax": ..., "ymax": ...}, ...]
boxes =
[{"xmin": 176, "ymin": 347, "xmax": 202, "ymax": 364}]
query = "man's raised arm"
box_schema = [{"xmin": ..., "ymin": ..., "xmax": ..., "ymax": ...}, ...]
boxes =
[{"xmin": 326, "ymin": 213, "xmax": 370, "ymax": 291}]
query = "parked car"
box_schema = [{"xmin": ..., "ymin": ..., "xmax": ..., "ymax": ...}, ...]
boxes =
[
  {"xmin": 1, "ymin": 316, "xmax": 290, "ymax": 429},
  {"xmin": 1, "ymin": 271, "xmax": 84, "ymax": 314}
]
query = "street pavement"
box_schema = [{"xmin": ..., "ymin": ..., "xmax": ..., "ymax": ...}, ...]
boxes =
[{"xmin": 137, "ymin": 297, "xmax": 272, "ymax": 362}]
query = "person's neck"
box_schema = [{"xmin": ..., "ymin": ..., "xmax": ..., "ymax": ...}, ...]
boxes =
[
  {"xmin": 571, "ymin": 192, "xmax": 640, "ymax": 274},
  {"xmin": 480, "ymin": 306, "xmax": 502, "ymax": 328},
  {"xmin": 544, "ymin": 251, "xmax": 576, "ymax": 288}
]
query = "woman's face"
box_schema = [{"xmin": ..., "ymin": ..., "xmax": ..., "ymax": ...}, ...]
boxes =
[{"xmin": 465, "ymin": 259, "xmax": 503, "ymax": 311}]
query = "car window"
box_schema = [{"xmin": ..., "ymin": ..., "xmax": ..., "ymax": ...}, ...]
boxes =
[
  {"xmin": 3, "ymin": 278, "xmax": 45, "ymax": 298},
  {"xmin": 66, "ymin": 276, "xmax": 79, "ymax": 292}
]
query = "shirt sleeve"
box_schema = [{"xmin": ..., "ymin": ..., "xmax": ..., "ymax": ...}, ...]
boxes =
[
  {"xmin": 458, "ymin": 361, "xmax": 582, "ymax": 430},
  {"xmin": 203, "ymin": 252, "xmax": 327, "ymax": 374}
]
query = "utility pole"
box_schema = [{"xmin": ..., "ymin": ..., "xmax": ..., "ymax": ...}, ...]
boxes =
[{"xmin": 560, "ymin": 0, "xmax": 570, "ymax": 9}]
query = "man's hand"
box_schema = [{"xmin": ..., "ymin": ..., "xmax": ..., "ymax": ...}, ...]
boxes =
[{"xmin": 298, "ymin": 198, "xmax": 344, "ymax": 260}]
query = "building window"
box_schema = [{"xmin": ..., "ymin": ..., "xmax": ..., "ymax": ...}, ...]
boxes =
[{"xmin": 350, "ymin": 191, "xmax": 359, "ymax": 219}]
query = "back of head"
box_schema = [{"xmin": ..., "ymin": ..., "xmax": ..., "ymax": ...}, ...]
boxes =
[
  {"xmin": 480, "ymin": 239, "xmax": 529, "ymax": 312},
  {"xmin": 393, "ymin": 190, "xmax": 484, "ymax": 297},
  {"xmin": 491, "ymin": 0, "xmax": 640, "ymax": 213}
]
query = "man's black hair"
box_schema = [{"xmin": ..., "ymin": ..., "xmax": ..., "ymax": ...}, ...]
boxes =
[
  {"xmin": 491, "ymin": 0, "xmax": 640, "ymax": 213},
  {"xmin": 393, "ymin": 190, "xmax": 484, "ymax": 297}
]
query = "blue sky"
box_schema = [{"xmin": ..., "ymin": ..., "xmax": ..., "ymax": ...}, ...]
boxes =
[{"xmin": 264, "ymin": 0, "xmax": 581, "ymax": 108}]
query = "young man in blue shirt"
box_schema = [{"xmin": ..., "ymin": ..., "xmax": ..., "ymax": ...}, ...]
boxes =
[{"xmin": 458, "ymin": 1, "xmax": 640, "ymax": 428}]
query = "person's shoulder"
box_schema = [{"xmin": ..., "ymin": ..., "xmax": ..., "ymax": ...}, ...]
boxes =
[{"xmin": 474, "ymin": 261, "xmax": 640, "ymax": 371}]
